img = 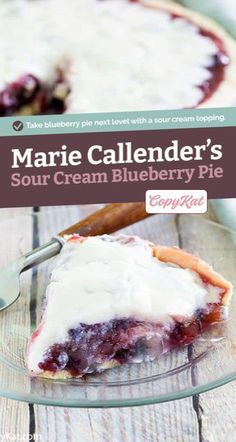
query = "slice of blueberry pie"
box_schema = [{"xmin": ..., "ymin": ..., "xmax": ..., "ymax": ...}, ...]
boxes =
[
  {"xmin": 1, "ymin": 0, "xmax": 236, "ymax": 116},
  {"xmin": 26, "ymin": 234, "xmax": 233, "ymax": 379}
]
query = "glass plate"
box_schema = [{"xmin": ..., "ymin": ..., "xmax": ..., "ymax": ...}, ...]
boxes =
[{"xmin": 0, "ymin": 210, "xmax": 236, "ymax": 408}]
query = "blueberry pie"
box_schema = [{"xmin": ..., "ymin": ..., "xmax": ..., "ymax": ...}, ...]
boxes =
[
  {"xmin": 26, "ymin": 234, "xmax": 233, "ymax": 378},
  {"xmin": 1, "ymin": 0, "xmax": 236, "ymax": 116}
]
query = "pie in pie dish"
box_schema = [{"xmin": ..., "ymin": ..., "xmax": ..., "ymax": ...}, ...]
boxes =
[
  {"xmin": 26, "ymin": 234, "xmax": 233, "ymax": 379},
  {"xmin": 1, "ymin": 0, "xmax": 236, "ymax": 116}
]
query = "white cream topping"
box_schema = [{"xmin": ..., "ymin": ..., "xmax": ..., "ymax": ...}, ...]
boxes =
[
  {"xmin": 27, "ymin": 235, "xmax": 220, "ymax": 372},
  {"xmin": 1, "ymin": 0, "xmax": 221, "ymax": 111}
]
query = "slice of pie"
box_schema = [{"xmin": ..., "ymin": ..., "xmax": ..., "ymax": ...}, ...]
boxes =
[
  {"xmin": 1, "ymin": 0, "xmax": 236, "ymax": 116},
  {"xmin": 26, "ymin": 234, "xmax": 233, "ymax": 379}
]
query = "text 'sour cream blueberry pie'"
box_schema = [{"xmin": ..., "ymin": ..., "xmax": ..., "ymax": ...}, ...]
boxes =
[
  {"xmin": 1, "ymin": 0, "xmax": 236, "ymax": 116},
  {"xmin": 26, "ymin": 234, "xmax": 233, "ymax": 379}
]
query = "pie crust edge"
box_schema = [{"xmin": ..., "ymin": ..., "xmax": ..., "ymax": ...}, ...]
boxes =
[{"xmin": 142, "ymin": 0, "xmax": 236, "ymax": 108}]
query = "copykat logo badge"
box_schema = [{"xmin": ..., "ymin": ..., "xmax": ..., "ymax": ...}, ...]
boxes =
[{"xmin": 145, "ymin": 190, "xmax": 207, "ymax": 214}]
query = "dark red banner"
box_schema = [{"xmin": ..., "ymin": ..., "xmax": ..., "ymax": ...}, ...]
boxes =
[{"xmin": 0, "ymin": 126, "xmax": 235, "ymax": 207}]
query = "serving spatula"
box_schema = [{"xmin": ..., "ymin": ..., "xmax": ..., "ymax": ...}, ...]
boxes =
[{"xmin": 0, "ymin": 203, "xmax": 150, "ymax": 312}]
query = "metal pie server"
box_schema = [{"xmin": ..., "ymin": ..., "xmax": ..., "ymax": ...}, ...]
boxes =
[{"xmin": 0, "ymin": 203, "xmax": 150, "ymax": 312}]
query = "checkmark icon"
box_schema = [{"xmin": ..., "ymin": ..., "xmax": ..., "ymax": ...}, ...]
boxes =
[{"xmin": 12, "ymin": 121, "xmax": 24, "ymax": 132}]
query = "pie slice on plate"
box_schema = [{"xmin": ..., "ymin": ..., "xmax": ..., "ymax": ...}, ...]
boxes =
[
  {"xmin": 1, "ymin": 0, "xmax": 236, "ymax": 116},
  {"xmin": 26, "ymin": 234, "xmax": 233, "ymax": 379}
]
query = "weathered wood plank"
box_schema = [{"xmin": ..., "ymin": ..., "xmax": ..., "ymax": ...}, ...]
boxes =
[
  {"xmin": 177, "ymin": 211, "xmax": 236, "ymax": 442},
  {"xmin": 36, "ymin": 401, "xmax": 200, "ymax": 442},
  {"xmin": 0, "ymin": 208, "xmax": 33, "ymax": 438}
]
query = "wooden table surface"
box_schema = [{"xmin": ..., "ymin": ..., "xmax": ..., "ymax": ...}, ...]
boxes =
[{"xmin": 0, "ymin": 205, "xmax": 235, "ymax": 442}]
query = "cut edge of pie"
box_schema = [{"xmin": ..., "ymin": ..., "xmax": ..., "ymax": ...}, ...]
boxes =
[{"xmin": 26, "ymin": 234, "xmax": 233, "ymax": 380}]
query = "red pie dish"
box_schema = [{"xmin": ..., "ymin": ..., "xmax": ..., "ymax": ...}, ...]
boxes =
[
  {"xmin": 1, "ymin": 0, "xmax": 236, "ymax": 116},
  {"xmin": 26, "ymin": 234, "xmax": 233, "ymax": 379}
]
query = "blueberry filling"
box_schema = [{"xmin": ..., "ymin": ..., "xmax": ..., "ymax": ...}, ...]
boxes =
[
  {"xmin": 38, "ymin": 306, "xmax": 221, "ymax": 377},
  {"xmin": 197, "ymin": 29, "xmax": 229, "ymax": 105},
  {"xmin": 0, "ymin": 71, "xmax": 70, "ymax": 117}
]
